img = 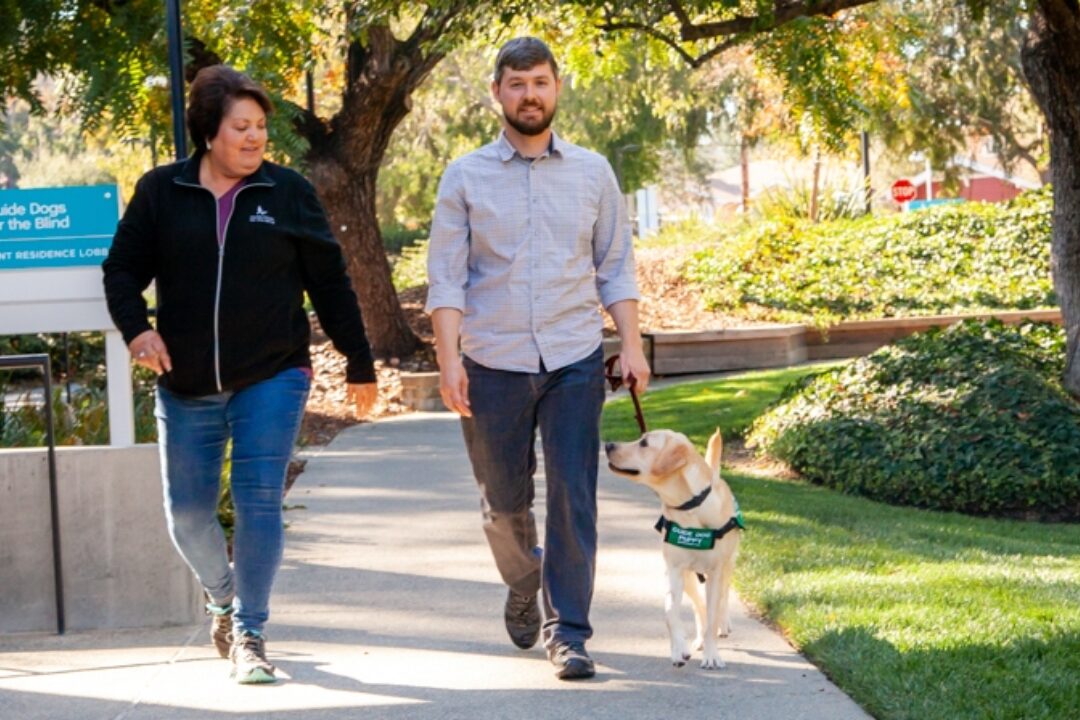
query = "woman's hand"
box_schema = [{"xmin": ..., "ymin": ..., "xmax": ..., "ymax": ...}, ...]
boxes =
[
  {"xmin": 129, "ymin": 330, "xmax": 172, "ymax": 375},
  {"xmin": 346, "ymin": 382, "xmax": 378, "ymax": 420}
]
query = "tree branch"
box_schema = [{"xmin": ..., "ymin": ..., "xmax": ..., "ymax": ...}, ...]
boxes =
[
  {"xmin": 396, "ymin": 3, "xmax": 471, "ymax": 96},
  {"xmin": 596, "ymin": 19, "xmax": 702, "ymax": 67},
  {"xmin": 600, "ymin": 0, "xmax": 878, "ymax": 68},
  {"xmin": 183, "ymin": 37, "xmax": 222, "ymax": 83},
  {"xmin": 677, "ymin": 0, "xmax": 878, "ymax": 42},
  {"xmin": 667, "ymin": 0, "xmax": 694, "ymax": 29}
]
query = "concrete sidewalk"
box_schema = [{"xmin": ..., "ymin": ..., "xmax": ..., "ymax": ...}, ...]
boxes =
[{"xmin": 0, "ymin": 412, "xmax": 870, "ymax": 719}]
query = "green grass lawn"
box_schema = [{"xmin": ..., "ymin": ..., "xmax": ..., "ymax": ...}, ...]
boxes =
[
  {"xmin": 602, "ymin": 366, "xmax": 1080, "ymax": 720},
  {"xmin": 602, "ymin": 362, "xmax": 844, "ymax": 443}
]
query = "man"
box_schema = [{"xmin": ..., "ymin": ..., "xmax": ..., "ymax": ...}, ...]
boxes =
[{"xmin": 425, "ymin": 36, "xmax": 650, "ymax": 681}]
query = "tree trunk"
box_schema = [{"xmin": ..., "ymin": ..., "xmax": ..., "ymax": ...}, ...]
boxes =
[
  {"xmin": 298, "ymin": 23, "xmax": 452, "ymax": 359},
  {"xmin": 809, "ymin": 146, "xmax": 822, "ymax": 223},
  {"xmin": 1021, "ymin": 2, "xmax": 1080, "ymax": 398},
  {"xmin": 308, "ymin": 157, "xmax": 420, "ymax": 359}
]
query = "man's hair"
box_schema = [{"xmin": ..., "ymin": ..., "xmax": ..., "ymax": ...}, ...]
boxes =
[
  {"xmin": 494, "ymin": 37, "xmax": 559, "ymax": 84},
  {"xmin": 187, "ymin": 65, "xmax": 273, "ymax": 152}
]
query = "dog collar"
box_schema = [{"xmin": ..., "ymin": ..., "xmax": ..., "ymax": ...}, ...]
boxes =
[{"xmin": 670, "ymin": 485, "xmax": 711, "ymax": 512}]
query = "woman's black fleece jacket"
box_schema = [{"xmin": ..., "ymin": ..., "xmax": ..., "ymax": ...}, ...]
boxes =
[{"xmin": 103, "ymin": 155, "xmax": 376, "ymax": 397}]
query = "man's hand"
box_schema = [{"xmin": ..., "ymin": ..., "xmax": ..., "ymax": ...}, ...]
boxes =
[
  {"xmin": 438, "ymin": 355, "xmax": 472, "ymax": 417},
  {"xmin": 606, "ymin": 299, "xmax": 650, "ymax": 393},
  {"xmin": 619, "ymin": 345, "xmax": 651, "ymax": 394},
  {"xmin": 346, "ymin": 382, "xmax": 378, "ymax": 420},
  {"xmin": 129, "ymin": 330, "xmax": 172, "ymax": 375}
]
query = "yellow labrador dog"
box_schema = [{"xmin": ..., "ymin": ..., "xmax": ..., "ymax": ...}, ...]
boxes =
[{"xmin": 605, "ymin": 429, "xmax": 742, "ymax": 669}]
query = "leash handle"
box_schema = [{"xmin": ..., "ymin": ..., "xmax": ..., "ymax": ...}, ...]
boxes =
[{"xmin": 604, "ymin": 355, "xmax": 647, "ymax": 434}]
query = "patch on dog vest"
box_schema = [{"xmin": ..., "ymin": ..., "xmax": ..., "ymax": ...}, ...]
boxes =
[
  {"xmin": 664, "ymin": 521, "xmax": 717, "ymax": 550},
  {"xmin": 655, "ymin": 502, "xmax": 744, "ymax": 552}
]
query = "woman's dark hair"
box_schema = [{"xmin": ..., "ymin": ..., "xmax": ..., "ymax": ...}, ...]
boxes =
[
  {"xmin": 186, "ymin": 65, "xmax": 273, "ymax": 152},
  {"xmin": 494, "ymin": 37, "xmax": 559, "ymax": 84}
]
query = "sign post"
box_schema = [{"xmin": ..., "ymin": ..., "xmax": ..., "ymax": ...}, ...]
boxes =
[{"xmin": 0, "ymin": 184, "xmax": 133, "ymax": 446}]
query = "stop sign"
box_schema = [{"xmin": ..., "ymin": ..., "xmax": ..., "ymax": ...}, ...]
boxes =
[{"xmin": 891, "ymin": 179, "xmax": 917, "ymax": 203}]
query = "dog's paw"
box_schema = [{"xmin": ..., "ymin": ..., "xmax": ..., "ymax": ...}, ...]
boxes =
[
  {"xmin": 670, "ymin": 639, "xmax": 692, "ymax": 667},
  {"xmin": 700, "ymin": 653, "xmax": 726, "ymax": 671},
  {"xmin": 692, "ymin": 634, "xmax": 705, "ymax": 651},
  {"xmin": 671, "ymin": 650, "xmax": 692, "ymax": 666}
]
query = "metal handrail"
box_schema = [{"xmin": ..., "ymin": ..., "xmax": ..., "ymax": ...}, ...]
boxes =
[{"xmin": 0, "ymin": 353, "xmax": 64, "ymax": 634}]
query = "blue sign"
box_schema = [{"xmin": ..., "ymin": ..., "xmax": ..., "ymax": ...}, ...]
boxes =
[
  {"xmin": 0, "ymin": 184, "xmax": 119, "ymax": 270},
  {"xmin": 907, "ymin": 198, "xmax": 964, "ymax": 211}
]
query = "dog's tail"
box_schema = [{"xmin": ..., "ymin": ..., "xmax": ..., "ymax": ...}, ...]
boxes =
[{"xmin": 705, "ymin": 428, "xmax": 722, "ymax": 476}]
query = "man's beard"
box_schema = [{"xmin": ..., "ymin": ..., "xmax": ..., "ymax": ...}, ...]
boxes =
[{"xmin": 505, "ymin": 101, "xmax": 557, "ymax": 136}]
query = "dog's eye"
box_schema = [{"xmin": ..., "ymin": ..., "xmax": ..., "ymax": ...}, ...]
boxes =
[{"xmin": 639, "ymin": 437, "xmax": 648, "ymax": 448}]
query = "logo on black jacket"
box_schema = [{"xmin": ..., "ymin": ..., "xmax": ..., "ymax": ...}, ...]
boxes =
[{"xmin": 249, "ymin": 205, "xmax": 276, "ymax": 225}]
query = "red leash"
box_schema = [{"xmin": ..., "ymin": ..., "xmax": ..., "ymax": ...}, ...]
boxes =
[{"xmin": 604, "ymin": 355, "xmax": 647, "ymax": 434}]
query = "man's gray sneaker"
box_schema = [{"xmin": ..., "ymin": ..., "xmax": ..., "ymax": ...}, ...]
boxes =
[
  {"xmin": 504, "ymin": 590, "xmax": 541, "ymax": 649},
  {"xmin": 230, "ymin": 631, "xmax": 276, "ymax": 684},
  {"xmin": 548, "ymin": 641, "xmax": 595, "ymax": 680},
  {"xmin": 206, "ymin": 601, "xmax": 234, "ymax": 659}
]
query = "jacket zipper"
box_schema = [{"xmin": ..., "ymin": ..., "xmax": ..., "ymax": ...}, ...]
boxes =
[{"xmin": 175, "ymin": 178, "xmax": 272, "ymax": 393}]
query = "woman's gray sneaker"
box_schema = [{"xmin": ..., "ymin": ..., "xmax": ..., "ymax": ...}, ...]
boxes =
[
  {"xmin": 206, "ymin": 602, "xmax": 234, "ymax": 659},
  {"xmin": 230, "ymin": 631, "xmax": 276, "ymax": 684}
]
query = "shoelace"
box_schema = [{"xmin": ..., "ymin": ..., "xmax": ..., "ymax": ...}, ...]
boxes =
[
  {"xmin": 508, "ymin": 593, "xmax": 533, "ymax": 617},
  {"xmin": 236, "ymin": 634, "xmax": 268, "ymax": 663},
  {"xmin": 556, "ymin": 642, "xmax": 587, "ymax": 660}
]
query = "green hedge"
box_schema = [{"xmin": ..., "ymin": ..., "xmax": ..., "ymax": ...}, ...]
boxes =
[
  {"xmin": 685, "ymin": 187, "xmax": 1053, "ymax": 326},
  {"xmin": 748, "ymin": 319, "xmax": 1080, "ymax": 521}
]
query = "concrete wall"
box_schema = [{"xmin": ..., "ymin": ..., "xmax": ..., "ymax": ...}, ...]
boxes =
[
  {"xmin": 649, "ymin": 325, "xmax": 807, "ymax": 375},
  {"xmin": 805, "ymin": 309, "xmax": 1062, "ymax": 361},
  {"xmin": 0, "ymin": 444, "xmax": 202, "ymax": 634}
]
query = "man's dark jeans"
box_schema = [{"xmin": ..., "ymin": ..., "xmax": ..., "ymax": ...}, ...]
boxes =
[{"xmin": 460, "ymin": 345, "xmax": 605, "ymax": 648}]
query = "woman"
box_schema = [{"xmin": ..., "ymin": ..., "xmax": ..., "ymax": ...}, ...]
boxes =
[{"xmin": 103, "ymin": 65, "xmax": 377, "ymax": 684}]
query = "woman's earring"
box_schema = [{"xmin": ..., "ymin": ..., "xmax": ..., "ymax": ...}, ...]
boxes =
[{"xmin": 205, "ymin": 140, "xmax": 212, "ymax": 150}]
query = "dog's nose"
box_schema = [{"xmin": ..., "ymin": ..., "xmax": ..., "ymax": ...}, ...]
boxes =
[{"xmin": 604, "ymin": 442, "xmax": 615, "ymax": 454}]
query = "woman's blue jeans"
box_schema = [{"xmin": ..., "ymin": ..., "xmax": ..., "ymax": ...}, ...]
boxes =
[
  {"xmin": 154, "ymin": 367, "xmax": 310, "ymax": 634},
  {"xmin": 460, "ymin": 345, "xmax": 606, "ymax": 648}
]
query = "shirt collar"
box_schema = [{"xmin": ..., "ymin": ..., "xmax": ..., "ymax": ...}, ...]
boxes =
[
  {"xmin": 495, "ymin": 129, "xmax": 564, "ymax": 162},
  {"xmin": 175, "ymin": 151, "xmax": 274, "ymax": 187}
]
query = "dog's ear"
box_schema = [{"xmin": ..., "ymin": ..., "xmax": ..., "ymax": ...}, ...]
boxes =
[
  {"xmin": 653, "ymin": 441, "xmax": 690, "ymax": 477},
  {"xmin": 705, "ymin": 429, "xmax": 723, "ymax": 473}
]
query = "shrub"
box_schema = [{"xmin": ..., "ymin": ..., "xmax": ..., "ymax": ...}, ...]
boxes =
[
  {"xmin": 685, "ymin": 187, "xmax": 1053, "ymax": 327},
  {"xmin": 754, "ymin": 179, "xmax": 867, "ymax": 223},
  {"xmin": 381, "ymin": 223, "xmax": 428, "ymax": 254},
  {"xmin": 748, "ymin": 319, "xmax": 1080, "ymax": 521},
  {"xmin": 391, "ymin": 239, "xmax": 429, "ymax": 292},
  {"xmin": 0, "ymin": 332, "xmax": 105, "ymax": 383},
  {"xmin": 1, "ymin": 355, "xmax": 158, "ymax": 447}
]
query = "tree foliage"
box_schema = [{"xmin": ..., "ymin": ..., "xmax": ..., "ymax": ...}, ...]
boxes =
[
  {"xmin": 0, "ymin": 0, "xmax": 1062, "ymax": 358},
  {"xmin": 583, "ymin": 0, "xmax": 1042, "ymax": 172}
]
